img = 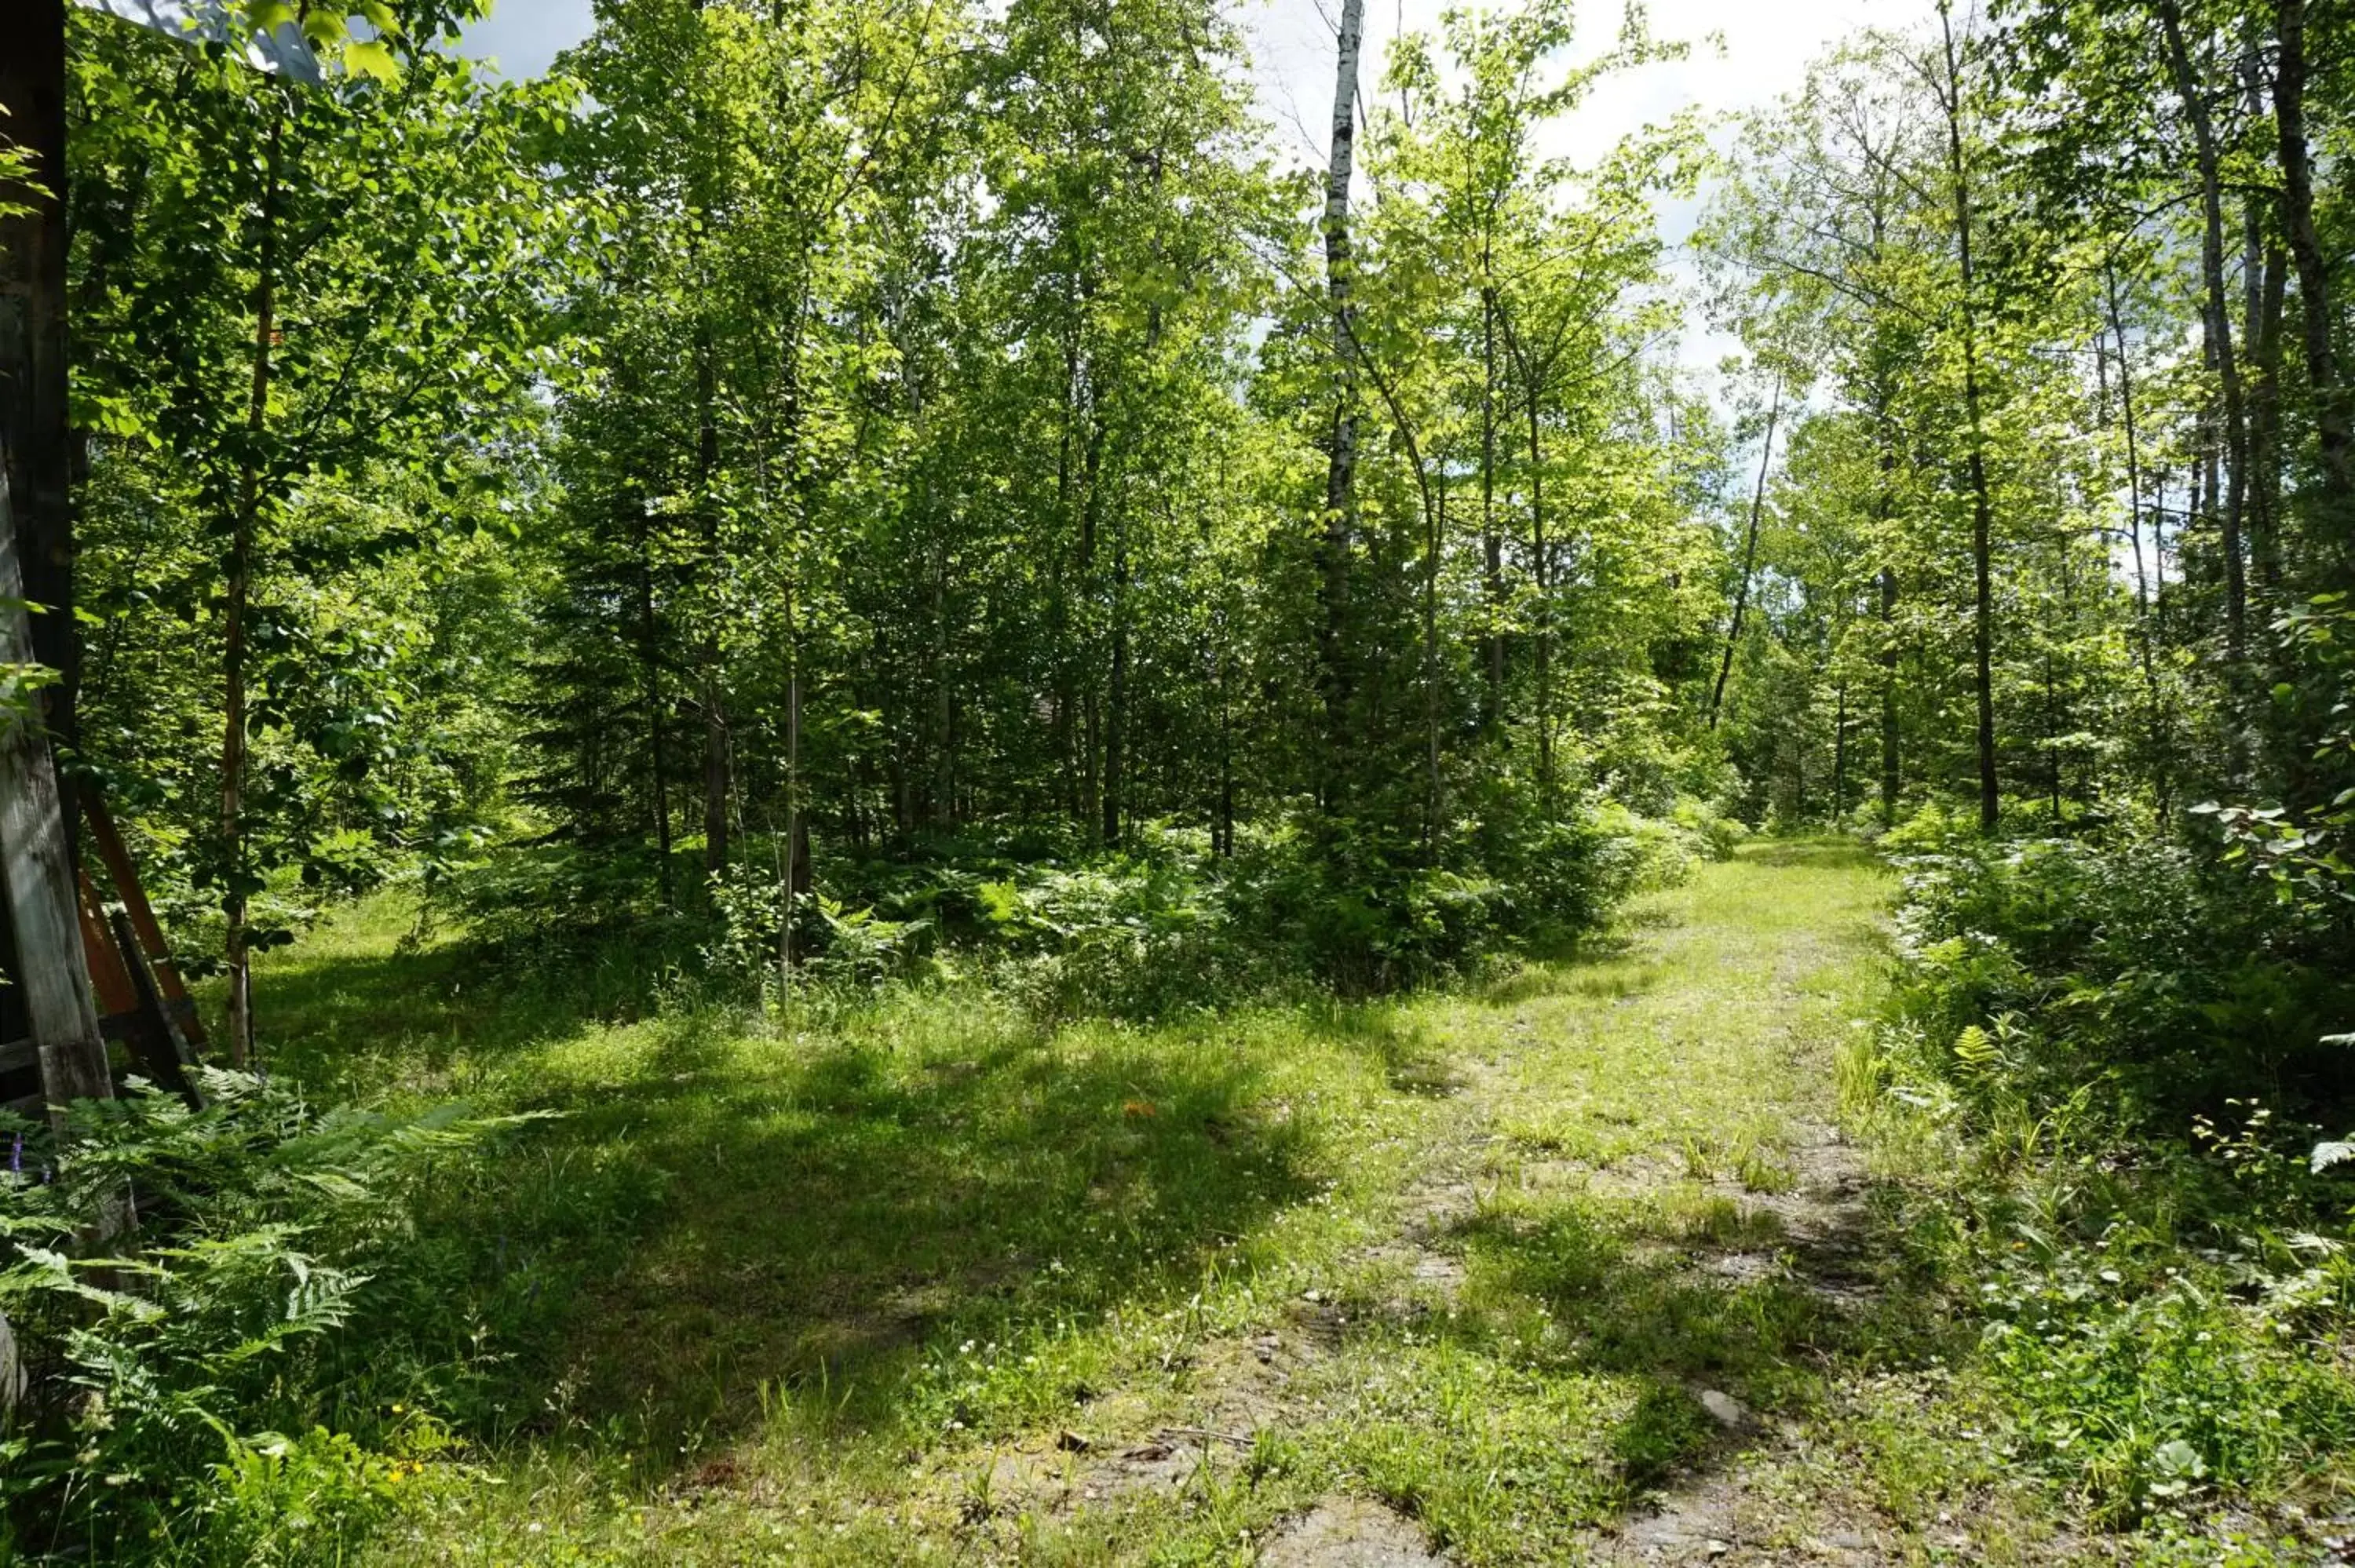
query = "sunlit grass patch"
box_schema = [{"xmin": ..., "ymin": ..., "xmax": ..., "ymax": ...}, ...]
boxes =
[
  {"xmin": 1313, "ymin": 1340, "xmax": 1631, "ymax": 1561},
  {"xmin": 237, "ymin": 846, "xmax": 1929, "ymax": 1565},
  {"xmin": 1736, "ymin": 1145, "xmax": 1801, "ymax": 1195}
]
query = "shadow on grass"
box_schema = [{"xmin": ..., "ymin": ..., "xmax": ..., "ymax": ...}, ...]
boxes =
[
  {"xmin": 1305, "ymin": 1179, "xmax": 1958, "ymax": 1557},
  {"xmin": 1292, "ymin": 1001, "xmax": 1470, "ymax": 1097},
  {"xmin": 1440, "ymin": 1184, "xmax": 1955, "ymax": 1489},
  {"xmin": 583, "ymin": 1035, "xmax": 1316, "ymax": 1442},
  {"xmin": 1478, "ymin": 935, "xmax": 1659, "ymax": 1007},
  {"xmin": 243, "ymin": 906, "xmax": 716, "ymax": 1096},
  {"xmin": 291, "ymin": 969, "xmax": 1383, "ymax": 1480}
]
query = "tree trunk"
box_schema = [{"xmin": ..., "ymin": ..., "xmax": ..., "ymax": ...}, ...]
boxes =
[
  {"xmin": 1424, "ymin": 466, "xmax": 1443, "ymax": 851},
  {"xmin": 1076, "ymin": 411, "xmax": 1106, "ymax": 841},
  {"xmin": 1872, "ymin": 397, "xmax": 1902, "ymax": 826},
  {"xmin": 633, "ymin": 508, "xmax": 674, "ymax": 910},
  {"xmin": 2158, "ymin": 0, "xmax": 2251, "ymax": 666},
  {"xmin": 1051, "ymin": 323, "xmax": 1079, "ymax": 827},
  {"xmin": 1317, "ymin": 0, "xmax": 1365, "ymax": 812},
  {"xmin": 699, "ymin": 684, "xmax": 728, "ymax": 875},
  {"xmin": 1937, "ymin": 4, "xmax": 2001, "ymax": 833},
  {"xmin": 2104, "ymin": 263, "xmax": 2170, "ymax": 820},
  {"xmin": 2271, "ymin": 0, "xmax": 2355, "ymax": 514},
  {"xmin": 2044, "ymin": 648, "xmax": 2063, "ymax": 822},
  {"xmin": 1497, "ymin": 305, "xmax": 1556, "ymax": 805},
  {"xmin": 1879, "ymin": 566, "xmax": 1900, "ymax": 825},
  {"xmin": 1104, "ymin": 525, "xmax": 1128, "ymax": 848},
  {"xmin": 1218, "ymin": 655, "xmax": 1236, "ymax": 857},
  {"xmin": 221, "ymin": 101, "xmax": 285, "ymax": 1068},
  {"xmin": 778, "ymin": 658, "xmax": 804, "ymax": 985},
  {"xmin": 1529, "ymin": 404, "xmax": 1553, "ymax": 803},
  {"xmin": 694, "ymin": 330, "xmax": 728, "ymax": 879},
  {"xmin": 1791, "ymin": 724, "xmax": 1807, "ymax": 821},
  {"xmin": 1480, "ymin": 285, "xmax": 1503, "ymax": 734},
  {"xmin": 930, "ymin": 542, "xmax": 954, "ymax": 830},
  {"xmin": 1710, "ymin": 380, "xmax": 1780, "ymax": 729},
  {"xmin": 2248, "ymin": 242, "xmax": 2287, "ymax": 593},
  {"xmin": 1831, "ymin": 679, "xmax": 1848, "ymax": 823},
  {"xmin": 2239, "ymin": 44, "xmax": 2287, "ymax": 594}
]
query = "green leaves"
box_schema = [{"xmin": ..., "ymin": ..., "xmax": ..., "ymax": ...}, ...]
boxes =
[
  {"xmin": 0, "ymin": 1071, "xmax": 555, "ymax": 1551},
  {"xmin": 339, "ymin": 38, "xmax": 400, "ymax": 84},
  {"xmin": 68, "ymin": 5, "xmax": 583, "ymax": 934}
]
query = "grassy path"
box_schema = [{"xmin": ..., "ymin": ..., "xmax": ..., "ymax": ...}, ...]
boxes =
[{"xmin": 348, "ymin": 841, "xmax": 2070, "ymax": 1565}]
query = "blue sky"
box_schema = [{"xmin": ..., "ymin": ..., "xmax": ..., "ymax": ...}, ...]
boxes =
[{"xmin": 454, "ymin": 0, "xmax": 590, "ymax": 78}]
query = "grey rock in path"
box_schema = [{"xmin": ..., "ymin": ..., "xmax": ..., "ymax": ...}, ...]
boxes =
[{"xmin": 1696, "ymin": 1389, "xmax": 1752, "ymax": 1431}]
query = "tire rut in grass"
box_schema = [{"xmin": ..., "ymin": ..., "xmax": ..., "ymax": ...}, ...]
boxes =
[
  {"xmin": 1261, "ymin": 1496, "xmax": 1450, "ymax": 1566},
  {"xmin": 1567, "ymin": 913, "xmax": 1896, "ymax": 1563}
]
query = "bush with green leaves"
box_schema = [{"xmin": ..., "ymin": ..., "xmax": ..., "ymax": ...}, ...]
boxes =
[
  {"xmin": 1875, "ymin": 818, "xmax": 2355, "ymax": 1528},
  {"xmin": 1233, "ymin": 800, "xmax": 1676, "ymax": 994},
  {"xmin": 1890, "ymin": 833, "xmax": 2355, "ymax": 1125},
  {"xmin": 1667, "ymin": 797, "xmax": 1749, "ymax": 862},
  {"xmin": 432, "ymin": 800, "xmax": 1686, "ymax": 1019},
  {"xmin": 425, "ymin": 839, "xmax": 681, "ymax": 957},
  {"xmin": 1972, "ymin": 1230, "xmax": 2355, "ymax": 1522},
  {"xmin": 0, "ymin": 1073, "xmax": 550, "ymax": 1563},
  {"xmin": 971, "ymin": 849, "xmax": 1246, "ymax": 1019}
]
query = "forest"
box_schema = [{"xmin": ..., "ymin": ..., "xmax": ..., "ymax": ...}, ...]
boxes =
[{"xmin": 1, "ymin": 0, "xmax": 2353, "ymax": 1561}]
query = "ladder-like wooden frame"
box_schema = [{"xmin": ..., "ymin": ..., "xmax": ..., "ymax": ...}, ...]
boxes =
[{"xmin": 1, "ymin": 792, "xmax": 209, "ymax": 1121}]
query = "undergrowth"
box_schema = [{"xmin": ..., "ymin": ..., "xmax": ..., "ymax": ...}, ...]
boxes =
[
  {"xmin": 427, "ymin": 798, "xmax": 1734, "ymax": 1019},
  {"xmin": 0, "ymin": 1073, "xmax": 573, "ymax": 1563},
  {"xmin": 1852, "ymin": 808, "xmax": 2355, "ymax": 1546}
]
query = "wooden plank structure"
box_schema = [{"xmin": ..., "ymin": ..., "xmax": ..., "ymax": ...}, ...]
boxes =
[
  {"xmin": 0, "ymin": 442, "xmax": 114, "ymax": 1129},
  {"xmin": 84, "ymin": 795, "xmax": 206, "ymax": 1050},
  {"xmin": 0, "ymin": 790, "xmax": 208, "ymax": 1121},
  {"xmin": 5, "ymin": 0, "xmax": 113, "ymax": 1135},
  {"xmin": 4, "ymin": 0, "xmax": 199, "ymax": 1123}
]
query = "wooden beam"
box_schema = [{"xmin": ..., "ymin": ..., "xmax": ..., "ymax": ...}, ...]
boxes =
[
  {"xmin": 0, "ymin": 1037, "xmax": 35, "ymax": 1074},
  {"xmin": 83, "ymin": 793, "xmax": 206, "ymax": 1050},
  {"xmin": 76, "ymin": 870, "xmax": 139, "ymax": 1023},
  {"xmin": 108, "ymin": 905, "xmax": 200, "ymax": 1104}
]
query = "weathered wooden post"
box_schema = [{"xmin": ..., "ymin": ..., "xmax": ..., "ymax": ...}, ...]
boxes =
[
  {"xmin": 2, "ymin": 0, "xmax": 113, "ymax": 1123},
  {"xmin": 3, "ymin": 0, "xmax": 321, "ymax": 1120},
  {"xmin": 1, "ymin": 450, "xmax": 111, "ymax": 1122}
]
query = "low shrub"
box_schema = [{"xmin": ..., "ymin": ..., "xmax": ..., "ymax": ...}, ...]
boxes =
[
  {"xmin": 1236, "ymin": 800, "xmax": 1676, "ymax": 994},
  {"xmin": 422, "ymin": 838, "xmax": 683, "ymax": 959},
  {"xmin": 1668, "ymin": 797, "xmax": 1749, "ymax": 862},
  {"xmin": 1874, "ymin": 815, "xmax": 2355, "ymax": 1530},
  {"xmin": 1973, "ymin": 1231, "xmax": 2355, "ymax": 1521},
  {"xmin": 429, "ymin": 799, "xmax": 1688, "ymax": 1015},
  {"xmin": 1889, "ymin": 833, "xmax": 2355, "ymax": 1125},
  {"xmin": 0, "ymin": 1074, "xmax": 550, "ymax": 1563}
]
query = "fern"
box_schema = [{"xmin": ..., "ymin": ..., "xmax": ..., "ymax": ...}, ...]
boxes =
[{"xmin": 0, "ymin": 1072, "xmax": 550, "ymax": 1557}]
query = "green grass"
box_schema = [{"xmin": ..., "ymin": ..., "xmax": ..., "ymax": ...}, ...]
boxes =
[{"xmin": 214, "ymin": 842, "xmax": 2346, "ymax": 1565}]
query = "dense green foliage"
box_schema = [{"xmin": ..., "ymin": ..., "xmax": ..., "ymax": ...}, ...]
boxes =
[
  {"xmin": 1853, "ymin": 831, "xmax": 2355, "ymax": 1530},
  {"xmin": 0, "ymin": 1077, "xmax": 568, "ymax": 1561},
  {"xmin": 1692, "ymin": 11, "xmax": 2355, "ymax": 1530},
  {"xmin": 6, "ymin": 0, "xmax": 2355, "ymax": 1557},
  {"xmin": 53, "ymin": 0, "xmax": 1733, "ymax": 1005}
]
